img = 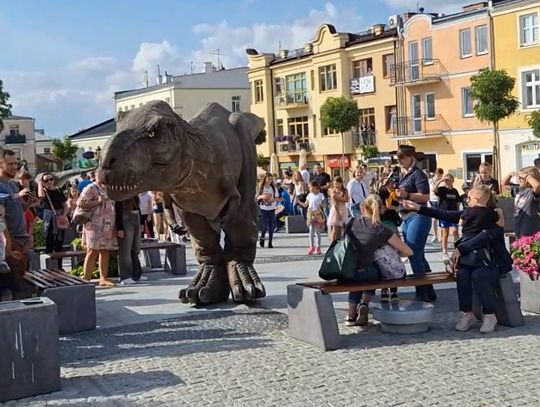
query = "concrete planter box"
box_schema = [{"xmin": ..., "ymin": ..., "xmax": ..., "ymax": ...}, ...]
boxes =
[
  {"xmin": 497, "ymin": 198, "xmax": 515, "ymax": 234},
  {"xmin": 0, "ymin": 298, "xmax": 61, "ymax": 402},
  {"xmin": 520, "ymin": 273, "xmax": 540, "ymax": 314},
  {"xmin": 285, "ymin": 215, "xmax": 309, "ymax": 234}
]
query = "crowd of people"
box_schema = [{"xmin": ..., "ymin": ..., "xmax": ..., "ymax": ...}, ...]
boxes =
[
  {"xmin": 261, "ymin": 145, "xmax": 540, "ymax": 334},
  {"xmin": 0, "ymin": 149, "xmax": 188, "ymax": 301}
]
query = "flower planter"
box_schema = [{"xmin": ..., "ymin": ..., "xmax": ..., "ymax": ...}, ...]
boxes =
[{"xmin": 520, "ymin": 273, "xmax": 540, "ymax": 314}]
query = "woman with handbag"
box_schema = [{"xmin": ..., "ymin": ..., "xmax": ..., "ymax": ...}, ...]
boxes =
[
  {"xmin": 38, "ymin": 173, "xmax": 68, "ymax": 265},
  {"xmin": 77, "ymin": 169, "xmax": 116, "ymax": 287}
]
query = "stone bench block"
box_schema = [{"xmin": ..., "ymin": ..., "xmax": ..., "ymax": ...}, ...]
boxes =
[
  {"xmin": 372, "ymin": 300, "xmax": 434, "ymax": 333},
  {"xmin": 143, "ymin": 248, "xmax": 162, "ymax": 269},
  {"xmin": 0, "ymin": 298, "xmax": 61, "ymax": 402},
  {"xmin": 287, "ymin": 284, "xmax": 342, "ymax": 351},
  {"xmin": 42, "ymin": 284, "xmax": 96, "ymax": 334},
  {"xmin": 164, "ymin": 245, "xmax": 187, "ymax": 275},
  {"xmin": 285, "ymin": 215, "xmax": 309, "ymax": 234},
  {"xmin": 473, "ymin": 274, "xmax": 524, "ymax": 327}
]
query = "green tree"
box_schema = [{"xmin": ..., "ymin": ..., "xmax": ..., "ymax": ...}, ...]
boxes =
[
  {"xmin": 528, "ymin": 110, "xmax": 540, "ymax": 139},
  {"xmin": 361, "ymin": 145, "xmax": 379, "ymax": 159},
  {"xmin": 52, "ymin": 136, "xmax": 79, "ymax": 170},
  {"xmin": 470, "ymin": 68, "xmax": 519, "ymax": 180},
  {"xmin": 0, "ymin": 79, "xmax": 12, "ymax": 132},
  {"xmin": 320, "ymin": 96, "xmax": 360, "ymax": 174},
  {"xmin": 256, "ymin": 154, "xmax": 270, "ymax": 169},
  {"xmin": 255, "ymin": 128, "xmax": 266, "ymax": 145}
]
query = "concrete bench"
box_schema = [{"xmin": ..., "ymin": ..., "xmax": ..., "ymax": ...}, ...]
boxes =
[
  {"xmin": 24, "ymin": 269, "xmax": 96, "ymax": 335},
  {"xmin": 0, "ymin": 297, "xmax": 61, "ymax": 402},
  {"xmin": 285, "ymin": 215, "xmax": 309, "ymax": 233}
]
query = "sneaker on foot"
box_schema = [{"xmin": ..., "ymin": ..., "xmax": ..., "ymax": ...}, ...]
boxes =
[
  {"xmin": 380, "ymin": 290, "xmax": 389, "ymax": 303},
  {"xmin": 356, "ymin": 303, "xmax": 369, "ymax": 326},
  {"xmin": 268, "ymin": 241, "xmax": 273, "ymax": 249},
  {"xmin": 259, "ymin": 238, "xmax": 264, "ymax": 248},
  {"xmin": 120, "ymin": 278, "xmax": 135, "ymax": 286},
  {"xmin": 442, "ymin": 250, "xmax": 449, "ymax": 261},
  {"xmin": 136, "ymin": 276, "xmax": 149, "ymax": 282},
  {"xmin": 480, "ymin": 314, "xmax": 497, "ymax": 333},
  {"xmin": 315, "ymin": 247, "xmax": 321, "ymax": 255},
  {"xmin": 455, "ymin": 312, "xmax": 476, "ymax": 331},
  {"xmin": 307, "ymin": 246, "xmax": 314, "ymax": 255},
  {"xmin": 390, "ymin": 293, "xmax": 399, "ymax": 302},
  {"xmin": 0, "ymin": 262, "xmax": 10, "ymax": 274},
  {"xmin": 344, "ymin": 314, "xmax": 358, "ymax": 326}
]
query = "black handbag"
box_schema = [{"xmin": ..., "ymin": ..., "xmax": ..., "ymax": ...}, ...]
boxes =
[
  {"xmin": 319, "ymin": 220, "xmax": 361, "ymax": 281},
  {"xmin": 459, "ymin": 248, "xmax": 493, "ymax": 268}
]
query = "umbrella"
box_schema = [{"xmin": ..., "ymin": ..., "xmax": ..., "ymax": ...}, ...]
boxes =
[
  {"xmin": 270, "ymin": 153, "xmax": 279, "ymax": 175},
  {"xmin": 299, "ymin": 148, "xmax": 307, "ymax": 169},
  {"xmin": 82, "ymin": 151, "xmax": 95, "ymax": 159}
]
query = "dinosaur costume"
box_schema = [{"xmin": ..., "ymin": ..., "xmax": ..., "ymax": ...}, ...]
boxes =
[{"xmin": 100, "ymin": 101, "xmax": 266, "ymax": 305}]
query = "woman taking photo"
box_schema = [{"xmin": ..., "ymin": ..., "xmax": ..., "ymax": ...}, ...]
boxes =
[
  {"xmin": 77, "ymin": 169, "xmax": 116, "ymax": 287},
  {"xmin": 472, "ymin": 162, "xmax": 500, "ymax": 195},
  {"xmin": 38, "ymin": 173, "xmax": 68, "ymax": 260},
  {"xmin": 257, "ymin": 172, "xmax": 281, "ymax": 248},
  {"xmin": 292, "ymin": 171, "xmax": 308, "ymax": 218},
  {"xmin": 392, "ymin": 145, "xmax": 436, "ymax": 302}
]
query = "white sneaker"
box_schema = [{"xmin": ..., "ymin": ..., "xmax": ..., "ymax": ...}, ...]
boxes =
[
  {"xmin": 455, "ymin": 313, "xmax": 476, "ymax": 331},
  {"xmin": 137, "ymin": 276, "xmax": 149, "ymax": 281},
  {"xmin": 429, "ymin": 235, "xmax": 439, "ymax": 244},
  {"xmin": 480, "ymin": 314, "xmax": 497, "ymax": 334},
  {"xmin": 442, "ymin": 250, "xmax": 449, "ymax": 261},
  {"xmin": 120, "ymin": 278, "xmax": 135, "ymax": 285}
]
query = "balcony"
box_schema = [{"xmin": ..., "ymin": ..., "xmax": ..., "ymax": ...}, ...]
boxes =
[
  {"xmin": 277, "ymin": 141, "xmax": 311, "ymax": 154},
  {"xmin": 391, "ymin": 114, "xmax": 450, "ymax": 140},
  {"xmin": 5, "ymin": 134, "xmax": 27, "ymax": 144},
  {"xmin": 352, "ymin": 128, "xmax": 377, "ymax": 149},
  {"xmin": 390, "ymin": 59, "xmax": 447, "ymax": 86},
  {"xmin": 275, "ymin": 91, "xmax": 308, "ymax": 110},
  {"xmin": 350, "ymin": 75, "xmax": 375, "ymax": 95}
]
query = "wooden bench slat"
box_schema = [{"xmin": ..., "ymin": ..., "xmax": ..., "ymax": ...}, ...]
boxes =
[
  {"xmin": 42, "ymin": 269, "xmax": 86, "ymax": 285},
  {"xmin": 24, "ymin": 273, "xmax": 54, "ymax": 289},
  {"xmin": 32, "ymin": 270, "xmax": 72, "ymax": 287},
  {"xmin": 300, "ymin": 272, "xmax": 455, "ymax": 294},
  {"xmin": 24, "ymin": 269, "xmax": 90, "ymax": 289},
  {"xmin": 46, "ymin": 242, "xmax": 182, "ymax": 259}
]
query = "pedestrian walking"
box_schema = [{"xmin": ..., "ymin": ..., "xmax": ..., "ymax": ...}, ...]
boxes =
[
  {"xmin": 434, "ymin": 173, "xmax": 460, "ymax": 259},
  {"xmin": 257, "ymin": 173, "xmax": 281, "ymax": 248},
  {"xmin": 298, "ymin": 181, "xmax": 326, "ymax": 255}
]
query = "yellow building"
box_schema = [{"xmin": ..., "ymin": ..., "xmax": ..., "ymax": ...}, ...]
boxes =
[
  {"xmin": 392, "ymin": 3, "xmax": 494, "ymax": 184},
  {"xmin": 493, "ymin": 0, "xmax": 540, "ymax": 176},
  {"xmin": 115, "ymin": 65, "xmax": 250, "ymax": 121},
  {"xmin": 247, "ymin": 24, "xmax": 398, "ymax": 178},
  {"xmin": 0, "ymin": 115, "xmax": 37, "ymax": 173}
]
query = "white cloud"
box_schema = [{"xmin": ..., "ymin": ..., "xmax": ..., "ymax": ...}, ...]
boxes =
[
  {"xmin": 132, "ymin": 40, "xmax": 182, "ymax": 73},
  {"xmin": 69, "ymin": 57, "xmax": 117, "ymax": 74},
  {"xmin": 188, "ymin": 2, "xmax": 363, "ymax": 68},
  {"xmin": 383, "ymin": 0, "xmax": 467, "ymax": 15}
]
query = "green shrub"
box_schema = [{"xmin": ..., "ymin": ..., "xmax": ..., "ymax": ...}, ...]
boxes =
[{"xmin": 33, "ymin": 220, "xmax": 45, "ymax": 247}]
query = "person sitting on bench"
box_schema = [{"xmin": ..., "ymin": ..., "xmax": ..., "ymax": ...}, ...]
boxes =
[
  {"xmin": 402, "ymin": 184, "xmax": 513, "ymax": 334},
  {"xmin": 345, "ymin": 194, "xmax": 413, "ymax": 326}
]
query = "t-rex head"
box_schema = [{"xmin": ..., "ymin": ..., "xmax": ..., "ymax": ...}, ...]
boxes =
[{"xmin": 100, "ymin": 100, "xmax": 186, "ymax": 201}]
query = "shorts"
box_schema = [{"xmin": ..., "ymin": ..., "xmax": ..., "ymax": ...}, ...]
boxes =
[{"xmin": 439, "ymin": 220, "xmax": 458, "ymax": 229}]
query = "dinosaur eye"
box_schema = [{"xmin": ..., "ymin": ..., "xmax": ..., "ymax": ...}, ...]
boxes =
[{"xmin": 148, "ymin": 131, "xmax": 155, "ymax": 138}]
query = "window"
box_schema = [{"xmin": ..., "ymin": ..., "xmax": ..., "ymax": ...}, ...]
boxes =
[
  {"xmin": 476, "ymin": 25, "xmax": 488, "ymax": 54},
  {"xmin": 274, "ymin": 77, "xmax": 283, "ymax": 94},
  {"xmin": 44, "ymin": 148, "xmax": 51, "ymax": 154},
  {"xmin": 319, "ymin": 64, "xmax": 337, "ymax": 91},
  {"xmin": 231, "ymin": 96, "xmax": 241, "ymax": 112},
  {"xmin": 522, "ymin": 69, "xmax": 540, "ymax": 108},
  {"xmin": 422, "ymin": 37, "xmax": 433, "ymax": 64},
  {"xmin": 425, "ymin": 93, "xmax": 435, "ymax": 119},
  {"xmin": 276, "ymin": 119, "xmax": 284, "ymax": 137},
  {"xmin": 130, "ymin": 105, "xmax": 135, "ymax": 110},
  {"xmin": 382, "ymin": 54, "xmax": 394, "ymax": 78},
  {"xmin": 462, "ymin": 87, "xmax": 474, "ymax": 117},
  {"xmin": 385, "ymin": 105, "xmax": 397, "ymax": 133},
  {"xmin": 9, "ymin": 125, "xmax": 19, "ymax": 136},
  {"xmin": 460, "ymin": 29, "xmax": 472, "ymax": 58},
  {"xmin": 520, "ymin": 13, "xmax": 539, "ymax": 46},
  {"xmin": 358, "ymin": 108, "xmax": 376, "ymax": 145},
  {"xmin": 352, "ymin": 58, "xmax": 373, "ymax": 78},
  {"xmin": 254, "ymin": 80, "xmax": 264, "ymax": 103},
  {"xmin": 287, "ymin": 116, "xmax": 309, "ymax": 143},
  {"xmin": 322, "ymin": 124, "xmax": 337, "ymax": 136},
  {"xmin": 285, "ymin": 73, "xmax": 307, "ymax": 103}
]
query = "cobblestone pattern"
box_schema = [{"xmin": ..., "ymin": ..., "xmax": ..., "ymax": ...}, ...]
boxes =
[{"xmin": 6, "ymin": 290, "xmax": 540, "ymax": 407}]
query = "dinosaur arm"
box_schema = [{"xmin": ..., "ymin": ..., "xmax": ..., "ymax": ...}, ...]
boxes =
[{"xmin": 162, "ymin": 192, "xmax": 187, "ymax": 235}]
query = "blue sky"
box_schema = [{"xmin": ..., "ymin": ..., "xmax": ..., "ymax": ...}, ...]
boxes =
[{"xmin": 0, "ymin": 0, "xmax": 467, "ymax": 136}]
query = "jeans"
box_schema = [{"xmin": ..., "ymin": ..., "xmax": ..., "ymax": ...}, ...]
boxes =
[
  {"xmin": 401, "ymin": 212, "xmax": 435, "ymax": 299},
  {"xmin": 260, "ymin": 209, "xmax": 275, "ymax": 242},
  {"xmin": 456, "ymin": 265, "xmax": 498, "ymax": 314},
  {"xmin": 309, "ymin": 225, "xmax": 322, "ymax": 248},
  {"xmin": 294, "ymin": 203, "xmax": 307, "ymax": 219},
  {"xmin": 118, "ymin": 213, "xmax": 142, "ymax": 281},
  {"xmin": 348, "ymin": 264, "xmax": 381, "ymax": 303}
]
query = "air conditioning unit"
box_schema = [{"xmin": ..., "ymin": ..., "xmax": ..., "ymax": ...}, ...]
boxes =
[{"xmin": 388, "ymin": 15, "xmax": 402, "ymax": 29}]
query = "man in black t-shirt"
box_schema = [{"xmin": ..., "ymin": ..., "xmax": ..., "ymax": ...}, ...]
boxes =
[
  {"xmin": 434, "ymin": 174, "xmax": 460, "ymax": 259},
  {"xmin": 312, "ymin": 164, "xmax": 331, "ymax": 216}
]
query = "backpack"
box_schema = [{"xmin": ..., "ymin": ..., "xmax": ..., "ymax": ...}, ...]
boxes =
[{"xmin": 319, "ymin": 219, "xmax": 361, "ymax": 281}]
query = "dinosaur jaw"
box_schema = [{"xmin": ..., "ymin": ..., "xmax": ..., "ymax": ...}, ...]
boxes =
[{"xmin": 101, "ymin": 169, "xmax": 145, "ymax": 201}]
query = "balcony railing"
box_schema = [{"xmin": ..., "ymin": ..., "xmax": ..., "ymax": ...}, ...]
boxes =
[
  {"xmin": 350, "ymin": 75, "xmax": 375, "ymax": 95},
  {"xmin": 352, "ymin": 129, "xmax": 377, "ymax": 148},
  {"xmin": 390, "ymin": 59, "xmax": 447, "ymax": 86},
  {"xmin": 277, "ymin": 141, "xmax": 311, "ymax": 154},
  {"xmin": 5, "ymin": 134, "xmax": 27, "ymax": 144},
  {"xmin": 392, "ymin": 114, "xmax": 449, "ymax": 139},
  {"xmin": 275, "ymin": 92, "xmax": 308, "ymax": 109}
]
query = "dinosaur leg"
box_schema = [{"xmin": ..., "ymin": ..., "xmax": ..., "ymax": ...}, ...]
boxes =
[
  {"xmin": 222, "ymin": 204, "xmax": 266, "ymax": 303},
  {"xmin": 178, "ymin": 212, "xmax": 229, "ymax": 305}
]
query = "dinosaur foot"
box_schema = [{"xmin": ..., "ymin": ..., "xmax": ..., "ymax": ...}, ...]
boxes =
[
  {"xmin": 178, "ymin": 264, "xmax": 229, "ymax": 305},
  {"xmin": 227, "ymin": 261, "xmax": 266, "ymax": 303}
]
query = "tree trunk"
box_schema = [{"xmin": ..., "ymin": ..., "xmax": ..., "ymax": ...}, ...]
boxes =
[
  {"xmin": 340, "ymin": 132, "xmax": 345, "ymax": 178},
  {"xmin": 493, "ymin": 121, "xmax": 500, "ymax": 184}
]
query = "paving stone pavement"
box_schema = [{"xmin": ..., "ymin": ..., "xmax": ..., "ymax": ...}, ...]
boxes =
[{"xmin": 6, "ymin": 288, "xmax": 540, "ymax": 407}]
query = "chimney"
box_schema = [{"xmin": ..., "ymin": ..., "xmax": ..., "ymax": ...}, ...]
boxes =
[
  {"xmin": 279, "ymin": 49, "xmax": 289, "ymax": 58},
  {"xmin": 156, "ymin": 64, "xmax": 163, "ymax": 85},
  {"xmin": 462, "ymin": 2, "xmax": 488, "ymax": 12},
  {"xmin": 203, "ymin": 62, "xmax": 213, "ymax": 73}
]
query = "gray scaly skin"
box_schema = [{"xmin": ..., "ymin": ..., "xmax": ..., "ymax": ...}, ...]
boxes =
[{"xmin": 100, "ymin": 100, "xmax": 266, "ymax": 304}]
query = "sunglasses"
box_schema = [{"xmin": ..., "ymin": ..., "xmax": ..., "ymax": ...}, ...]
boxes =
[{"xmin": 43, "ymin": 178, "xmax": 54, "ymax": 182}]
